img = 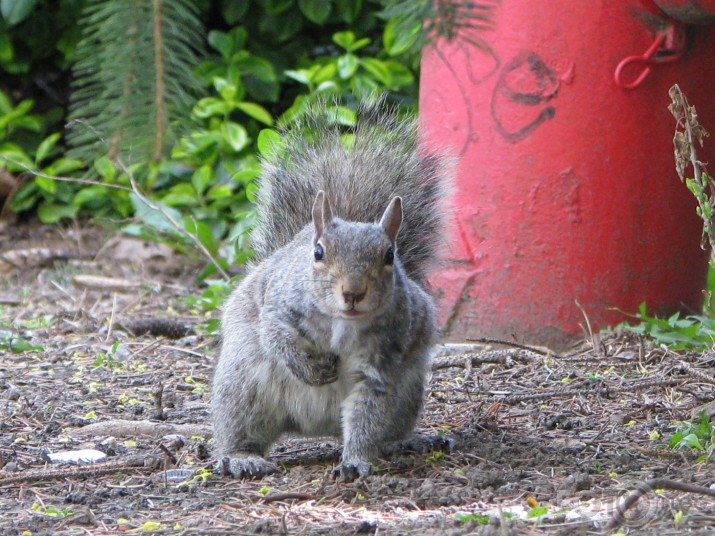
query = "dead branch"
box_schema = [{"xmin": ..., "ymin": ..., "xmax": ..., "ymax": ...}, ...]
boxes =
[
  {"xmin": 69, "ymin": 419, "xmax": 211, "ymax": 439},
  {"xmin": 432, "ymin": 349, "xmax": 537, "ymax": 370},
  {"xmin": 115, "ymin": 158, "xmax": 231, "ymax": 281},
  {"xmin": 0, "ymin": 155, "xmax": 132, "ymax": 192},
  {"xmin": 262, "ymin": 492, "xmax": 318, "ymax": 503},
  {"xmin": 0, "ymin": 455, "xmax": 160, "ymax": 487},
  {"xmin": 605, "ymin": 478, "xmax": 715, "ymax": 531},
  {"xmin": 466, "ymin": 337, "xmax": 559, "ymax": 357}
]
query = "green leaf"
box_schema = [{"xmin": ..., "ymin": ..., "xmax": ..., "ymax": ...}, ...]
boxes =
[
  {"xmin": 257, "ymin": 129, "xmax": 283, "ymax": 158},
  {"xmin": 9, "ymin": 115, "xmax": 42, "ymax": 132},
  {"xmin": 162, "ymin": 183, "xmax": 198, "ymax": 207},
  {"xmin": 0, "ymin": 32, "xmax": 13, "ymax": 63},
  {"xmin": 332, "ymin": 31, "xmax": 355, "ymax": 51},
  {"xmin": 328, "ymin": 106, "xmax": 357, "ymax": 127},
  {"xmin": 34, "ymin": 134, "xmax": 61, "ymax": 165},
  {"xmin": 221, "ymin": 122, "xmax": 250, "ymax": 152},
  {"xmin": 213, "ymin": 77, "xmax": 237, "ymax": 101},
  {"xmin": 237, "ymin": 56, "xmax": 277, "ymax": 82},
  {"xmin": 246, "ymin": 181, "xmax": 258, "ymax": 202},
  {"xmin": 130, "ymin": 193, "xmax": 182, "ymax": 233},
  {"xmin": 351, "ymin": 74, "xmax": 380, "ymax": 97},
  {"xmin": 0, "ymin": 89, "xmax": 11, "ymax": 113},
  {"xmin": 335, "ymin": 0, "xmax": 362, "ymax": 23},
  {"xmin": 337, "ymin": 54, "xmax": 359, "ymax": 79},
  {"xmin": 35, "ymin": 176, "xmax": 57, "ymax": 194},
  {"xmin": 231, "ymin": 168, "xmax": 260, "ymax": 185},
  {"xmin": 206, "ymin": 184, "xmax": 233, "ymax": 201},
  {"xmin": 73, "ymin": 185, "xmax": 111, "ymax": 206},
  {"xmin": 1, "ymin": 0, "xmax": 38, "ymax": 26},
  {"xmin": 679, "ymin": 433, "xmax": 705, "ymax": 451},
  {"xmin": 298, "ymin": 0, "xmax": 331, "ymax": 24},
  {"xmin": 192, "ymin": 165, "xmax": 212, "ymax": 197},
  {"xmin": 221, "ymin": 0, "xmax": 249, "ymax": 24},
  {"xmin": 1, "ymin": 333, "xmax": 43, "ymax": 353},
  {"xmin": 360, "ymin": 58, "xmax": 392, "ymax": 85},
  {"xmin": 455, "ymin": 513, "xmax": 490, "ymax": 525},
  {"xmin": 264, "ymin": 0, "xmax": 293, "ymax": 15},
  {"xmin": 94, "ymin": 156, "xmax": 116, "ymax": 181},
  {"xmin": 194, "ymin": 97, "xmax": 232, "ymax": 118},
  {"xmin": 42, "ymin": 158, "xmax": 84, "ymax": 176},
  {"xmin": 208, "ymin": 30, "xmax": 232, "ymax": 58},
  {"xmin": 527, "ymin": 506, "xmax": 549, "ymax": 518},
  {"xmin": 0, "ymin": 143, "xmax": 33, "ymax": 171},
  {"xmin": 313, "ymin": 63, "xmax": 338, "ymax": 84},
  {"xmin": 384, "ymin": 61, "xmax": 415, "ymax": 87},
  {"xmin": 383, "ymin": 17, "xmax": 421, "ymax": 56},
  {"xmin": 235, "ymin": 102, "xmax": 273, "ymax": 125},
  {"xmin": 183, "ymin": 217, "xmax": 217, "ymax": 253},
  {"xmin": 37, "ymin": 201, "xmax": 78, "ymax": 223}
]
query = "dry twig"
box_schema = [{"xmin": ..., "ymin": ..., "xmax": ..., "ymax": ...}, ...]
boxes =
[{"xmin": 605, "ymin": 478, "xmax": 715, "ymax": 531}]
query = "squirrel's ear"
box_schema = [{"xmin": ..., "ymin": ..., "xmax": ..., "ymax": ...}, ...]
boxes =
[
  {"xmin": 379, "ymin": 196, "xmax": 402, "ymax": 243},
  {"xmin": 312, "ymin": 190, "xmax": 333, "ymax": 242}
]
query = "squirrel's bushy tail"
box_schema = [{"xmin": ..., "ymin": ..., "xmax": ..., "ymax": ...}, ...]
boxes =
[{"xmin": 252, "ymin": 96, "xmax": 453, "ymax": 283}]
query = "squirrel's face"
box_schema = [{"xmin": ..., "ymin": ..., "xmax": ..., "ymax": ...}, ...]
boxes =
[
  {"xmin": 310, "ymin": 191, "xmax": 402, "ymax": 320},
  {"xmin": 311, "ymin": 222, "xmax": 397, "ymax": 319}
]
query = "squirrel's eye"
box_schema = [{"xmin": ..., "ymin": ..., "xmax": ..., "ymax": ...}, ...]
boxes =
[
  {"xmin": 314, "ymin": 243, "xmax": 324, "ymax": 261},
  {"xmin": 384, "ymin": 246, "xmax": 394, "ymax": 266}
]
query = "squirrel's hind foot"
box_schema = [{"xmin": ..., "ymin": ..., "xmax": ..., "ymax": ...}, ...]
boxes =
[{"xmin": 216, "ymin": 455, "xmax": 279, "ymax": 479}]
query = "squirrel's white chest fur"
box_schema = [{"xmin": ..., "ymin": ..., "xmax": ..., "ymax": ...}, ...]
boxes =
[{"xmin": 329, "ymin": 319, "xmax": 363, "ymax": 355}]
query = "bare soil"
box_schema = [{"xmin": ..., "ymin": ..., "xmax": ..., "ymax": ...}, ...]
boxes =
[{"xmin": 1, "ymin": 222, "xmax": 715, "ymax": 535}]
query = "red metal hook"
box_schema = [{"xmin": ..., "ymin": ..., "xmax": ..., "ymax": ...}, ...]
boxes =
[{"xmin": 614, "ymin": 26, "xmax": 684, "ymax": 89}]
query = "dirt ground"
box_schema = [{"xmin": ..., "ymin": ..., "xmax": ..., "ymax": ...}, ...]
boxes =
[{"xmin": 1, "ymin": 222, "xmax": 715, "ymax": 536}]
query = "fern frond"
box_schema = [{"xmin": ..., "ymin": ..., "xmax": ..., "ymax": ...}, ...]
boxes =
[{"xmin": 67, "ymin": 0, "xmax": 203, "ymax": 164}]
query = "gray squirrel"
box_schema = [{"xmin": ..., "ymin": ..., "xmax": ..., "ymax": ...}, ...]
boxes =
[{"xmin": 211, "ymin": 97, "xmax": 452, "ymax": 481}]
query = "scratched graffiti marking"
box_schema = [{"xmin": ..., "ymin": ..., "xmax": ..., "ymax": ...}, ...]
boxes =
[{"xmin": 491, "ymin": 50, "xmax": 559, "ymax": 142}]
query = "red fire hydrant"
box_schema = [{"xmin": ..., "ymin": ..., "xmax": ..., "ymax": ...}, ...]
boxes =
[{"xmin": 420, "ymin": 0, "xmax": 715, "ymax": 349}]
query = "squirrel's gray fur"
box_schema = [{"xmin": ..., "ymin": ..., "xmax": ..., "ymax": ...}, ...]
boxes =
[{"xmin": 211, "ymin": 97, "xmax": 452, "ymax": 481}]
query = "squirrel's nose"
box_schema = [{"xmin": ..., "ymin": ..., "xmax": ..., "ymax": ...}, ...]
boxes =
[{"xmin": 342, "ymin": 288, "xmax": 366, "ymax": 305}]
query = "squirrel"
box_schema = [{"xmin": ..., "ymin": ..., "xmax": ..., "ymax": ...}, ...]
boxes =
[{"xmin": 211, "ymin": 96, "xmax": 452, "ymax": 481}]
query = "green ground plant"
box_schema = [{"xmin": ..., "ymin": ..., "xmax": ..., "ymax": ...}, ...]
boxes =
[
  {"xmin": 619, "ymin": 86, "xmax": 715, "ymax": 352},
  {"xmin": 668, "ymin": 411, "xmax": 712, "ymax": 456},
  {"xmin": 619, "ymin": 303, "xmax": 715, "ymax": 350}
]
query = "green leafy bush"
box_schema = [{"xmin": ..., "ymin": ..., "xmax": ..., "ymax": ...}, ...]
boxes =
[{"xmin": 2, "ymin": 1, "xmax": 497, "ymax": 281}]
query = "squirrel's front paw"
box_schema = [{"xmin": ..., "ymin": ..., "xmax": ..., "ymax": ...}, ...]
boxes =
[
  {"xmin": 287, "ymin": 352, "xmax": 339, "ymax": 386},
  {"xmin": 216, "ymin": 455, "xmax": 279, "ymax": 479},
  {"xmin": 309, "ymin": 353, "xmax": 339, "ymax": 384},
  {"xmin": 332, "ymin": 460, "xmax": 372, "ymax": 482}
]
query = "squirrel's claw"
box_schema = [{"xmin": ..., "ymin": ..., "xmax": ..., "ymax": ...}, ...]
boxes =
[
  {"xmin": 332, "ymin": 460, "xmax": 372, "ymax": 482},
  {"xmin": 217, "ymin": 455, "xmax": 279, "ymax": 479}
]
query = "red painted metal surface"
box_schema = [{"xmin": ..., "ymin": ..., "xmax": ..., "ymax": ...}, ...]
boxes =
[{"xmin": 420, "ymin": 1, "xmax": 715, "ymax": 349}]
